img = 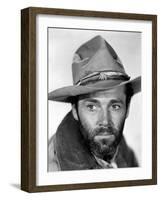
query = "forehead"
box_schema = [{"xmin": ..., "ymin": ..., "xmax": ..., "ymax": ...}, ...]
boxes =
[{"xmin": 78, "ymin": 86, "xmax": 126, "ymax": 101}]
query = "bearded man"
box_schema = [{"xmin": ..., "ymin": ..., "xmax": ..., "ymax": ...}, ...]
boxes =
[{"xmin": 48, "ymin": 35, "xmax": 141, "ymax": 171}]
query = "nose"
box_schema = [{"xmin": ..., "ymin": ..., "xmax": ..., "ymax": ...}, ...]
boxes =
[{"xmin": 98, "ymin": 108, "xmax": 110, "ymax": 127}]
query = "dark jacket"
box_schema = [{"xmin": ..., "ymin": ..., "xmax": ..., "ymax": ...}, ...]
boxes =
[{"xmin": 48, "ymin": 111, "xmax": 138, "ymax": 171}]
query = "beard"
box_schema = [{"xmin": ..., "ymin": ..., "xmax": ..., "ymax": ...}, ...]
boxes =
[{"xmin": 79, "ymin": 120, "xmax": 124, "ymax": 162}]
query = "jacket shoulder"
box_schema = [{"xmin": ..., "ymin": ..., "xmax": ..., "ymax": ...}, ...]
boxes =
[
  {"xmin": 48, "ymin": 134, "xmax": 60, "ymax": 171},
  {"xmin": 119, "ymin": 137, "xmax": 139, "ymax": 167}
]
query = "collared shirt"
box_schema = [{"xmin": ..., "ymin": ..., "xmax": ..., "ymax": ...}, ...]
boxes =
[{"xmin": 93, "ymin": 147, "xmax": 119, "ymax": 169}]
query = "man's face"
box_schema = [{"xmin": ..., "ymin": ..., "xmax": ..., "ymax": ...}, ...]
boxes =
[{"xmin": 72, "ymin": 86, "xmax": 128, "ymax": 161}]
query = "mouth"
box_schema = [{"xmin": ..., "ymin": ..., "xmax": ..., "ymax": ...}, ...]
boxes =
[{"xmin": 94, "ymin": 134, "xmax": 115, "ymax": 146}]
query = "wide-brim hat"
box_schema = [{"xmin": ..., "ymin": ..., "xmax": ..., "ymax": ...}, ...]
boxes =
[{"xmin": 49, "ymin": 35, "xmax": 141, "ymax": 103}]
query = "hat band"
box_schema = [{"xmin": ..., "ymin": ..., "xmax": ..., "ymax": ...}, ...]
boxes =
[{"xmin": 76, "ymin": 71, "xmax": 130, "ymax": 86}]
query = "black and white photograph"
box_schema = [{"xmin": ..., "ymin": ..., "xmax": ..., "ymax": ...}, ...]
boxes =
[{"xmin": 48, "ymin": 29, "xmax": 142, "ymax": 171}]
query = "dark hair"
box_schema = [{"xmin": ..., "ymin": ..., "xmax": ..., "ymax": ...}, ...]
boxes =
[
  {"xmin": 124, "ymin": 83, "xmax": 134, "ymax": 108},
  {"xmin": 69, "ymin": 96, "xmax": 79, "ymax": 105}
]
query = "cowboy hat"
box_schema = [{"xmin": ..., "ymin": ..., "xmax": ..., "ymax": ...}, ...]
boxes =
[{"xmin": 48, "ymin": 35, "xmax": 141, "ymax": 102}]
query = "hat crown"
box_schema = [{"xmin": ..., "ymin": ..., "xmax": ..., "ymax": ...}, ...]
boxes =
[
  {"xmin": 72, "ymin": 35, "xmax": 127, "ymax": 85},
  {"xmin": 49, "ymin": 35, "xmax": 141, "ymax": 102}
]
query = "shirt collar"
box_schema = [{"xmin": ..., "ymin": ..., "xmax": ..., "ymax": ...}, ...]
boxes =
[{"xmin": 93, "ymin": 146, "xmax": 119, "ymax": 169}]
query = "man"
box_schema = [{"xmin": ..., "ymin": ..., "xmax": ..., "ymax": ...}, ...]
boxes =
[{"xmin": 48, "ymin": 35, "xmax": 141, "ymax": 171}]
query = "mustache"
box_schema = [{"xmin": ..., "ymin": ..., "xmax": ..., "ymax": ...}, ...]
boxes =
[{"xmin": 93, "ymin": 126, "xmax": 117, "ymax": 136}]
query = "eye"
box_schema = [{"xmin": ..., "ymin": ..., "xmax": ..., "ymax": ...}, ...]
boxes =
[
  {"xmin": 86, "ymin": 104, "xmax": 97, "ymax": 112},
  {"xmin": 112, "ymin": 104, "xmax": 121, "ymax": 110}
]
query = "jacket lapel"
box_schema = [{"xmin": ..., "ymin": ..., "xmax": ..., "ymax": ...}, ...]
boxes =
[{"xmin": 55, "ymin": 111, "xmax": 100, "ymax": 170}]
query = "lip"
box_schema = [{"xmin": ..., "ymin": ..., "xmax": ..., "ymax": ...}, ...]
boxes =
[
  {"xmin": 96, "ymin": 130, "xmax": 113, "ymax": 135},
  {"xmin": 94, "ymin": 135, "xmax": 115, "ymax": 144}
]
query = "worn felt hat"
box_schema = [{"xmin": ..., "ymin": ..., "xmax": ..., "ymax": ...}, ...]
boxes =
[{"xmin": 49, "ymin": 35, "xmax": 141, "ymax": 102}]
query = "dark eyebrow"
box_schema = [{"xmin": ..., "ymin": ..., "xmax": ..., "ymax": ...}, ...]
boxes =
[
  {"xmin": 110, "ymin": 99, "xmax": 124, "ymax": 105},
  {"xmin": 83, "ymin": 98, "xmax": 99, "ymax": 104}
]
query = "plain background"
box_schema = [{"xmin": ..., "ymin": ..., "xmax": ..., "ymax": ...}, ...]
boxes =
[
  {"xmin": 0, "ymin": 0, "xmax": 160, "ymax": 199},
  {"xmin": 48, "ymin": 29, "xmax": 142, "ymax": 164}
]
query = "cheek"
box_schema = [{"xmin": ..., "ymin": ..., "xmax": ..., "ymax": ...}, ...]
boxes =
[
  {"xmin": 79, "ymin": 110, "xmax": 97, "ymax": 132},
  {"xmin": 111, "ymin": 112, "xmax": 126, "ymax": 130}
]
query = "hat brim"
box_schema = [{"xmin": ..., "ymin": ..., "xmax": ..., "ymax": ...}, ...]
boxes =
[{"xmin": 48, "ymin": 76, "xmax": 141, "ymax": 103}]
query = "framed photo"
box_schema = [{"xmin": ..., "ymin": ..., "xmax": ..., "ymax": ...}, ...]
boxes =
[{"xmin": 21, "ymin": 7, "xmax": 157, "ymax": 192}]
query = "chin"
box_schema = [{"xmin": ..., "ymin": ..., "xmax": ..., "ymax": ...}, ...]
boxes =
[{"xmin": 91, "ymin": 142, "xmax": 117, "ymax": 160}]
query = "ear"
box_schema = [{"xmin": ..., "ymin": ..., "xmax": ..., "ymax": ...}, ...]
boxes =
[{"xmin": 72, "ymin": 104, "xmax": 78, "ymax": 121}]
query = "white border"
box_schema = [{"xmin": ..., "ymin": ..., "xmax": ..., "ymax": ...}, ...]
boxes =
[{"xmin": 36, "ymin": 14, "xmax": 152, "ymax": 186}]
